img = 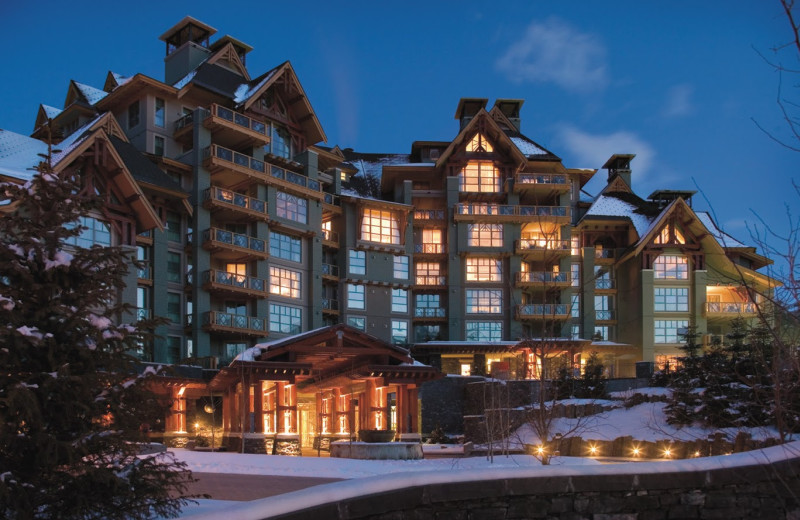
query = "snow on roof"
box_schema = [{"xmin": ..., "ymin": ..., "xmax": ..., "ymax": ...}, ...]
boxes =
[
  {"xmin": 510, "ymin": 136, "xmax": 548, "ymax": 156},
  {"xmin": 111, "ymin": 72, "xmax": 131, "ymax": 87},
  {"xmin": 241, "ymin": 326, "xmax": 335, "ymax": 360},
  {"xmin": 347, "ymin": 154, "xmax": 411, "ymax": 181},
  {"xmin": 42, "ymin": 105, "xmax": 62, "ymax": 119},
  {"xmin": 696, "ymin": 211, "xmax": 748, "ymax": 248},
  {"xmin": 583, "ymin": 194, "xmax": 654, "ymax": 237},
  {"xmin": 0, "ymin": 129, "xmax": 48, "ymax": 181},
  {"xmin": 50, "ymin": 114, "xmax": 106, "ymax": 165},
  {"xmin": 74, "ymin": 81, "xmax": 107, "ymax": 105},
  {"xmin": 233, "ymin": 69, "xmax": 277, "ymax": 105},
  {"xmin": 173, "ymin": 70, "xmax": 197, "ymax": 89}
]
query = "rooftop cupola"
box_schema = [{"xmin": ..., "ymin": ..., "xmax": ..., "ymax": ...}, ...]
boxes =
[
  {"xmin": 159, "ymin": 16, "xmax": 217, "ymax": 85},
  {"xmin": 602, "ymin": 153, "xmax": 635, "ymax": 188},
  {"xmin": 493, "ymin": 99, "xmax": 524, "ymax": 131},
  {"xmin": 209, "ymin": 35, "xmax": 253, "ymax": 66},
  {"xmin": 454, "ymin": 98, "xmax": 488, "ymax": 131}
]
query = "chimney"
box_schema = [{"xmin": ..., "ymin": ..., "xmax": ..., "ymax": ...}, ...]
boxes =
[
  {"xmin": 159, "ymin": 17, "xmax": 217, "ymax": 85},
  {"xmin": 493, "ymin": 99, "xmax": 524, "ymax": 132},
  {"xmin": 454, "ymin": 98, "xmax": 488, "ymax": 131},
  {"xmin": 602, "ymin": 154, "xmax": 635, "ymax": 188}
]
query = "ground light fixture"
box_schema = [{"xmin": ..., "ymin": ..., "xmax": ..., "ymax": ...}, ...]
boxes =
[
  {"xmin": 632, "ymin": 446, "xmax": 641, "ymax": 457},
  {"xmin": 536, "ymin": 445, "xmax": 545, "ymax": 456},
  {"xmin": 663, "ymin": 447, "xmax": 672, "ymax": 458},
  {"xmin": 588, "ymin": 445, "xmax": 598, "ymax": 456}
]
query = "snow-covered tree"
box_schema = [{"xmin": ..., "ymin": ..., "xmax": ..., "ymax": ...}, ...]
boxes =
[{"xmin": 0, "ymin": 146, "xmax": 195, "ymax": 519}]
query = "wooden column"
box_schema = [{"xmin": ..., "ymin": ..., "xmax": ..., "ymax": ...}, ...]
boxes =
[
  {"xmin": 253, "ymin": 379, "xmax": 263, "ymax": 433},
  {"xmin": 407, "ymin": 386, "xmax": 419, "ymax": 434},
  {"xmin": 240, "ymin": 376, "xmax": 251, "ymax": 433},
  {"xmin": 396, "ymin": 385, "xmax": 407, "ymax": 434}
]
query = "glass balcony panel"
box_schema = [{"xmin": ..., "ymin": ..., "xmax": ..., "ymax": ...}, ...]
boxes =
[
  {"xmin": 233, "ymin": 233, "xmax": 248, "ymax": 248},
  {"xmin": 234, "ymin": 112, "xmax": 249, "ymax": 128},
  {"xmin": 250, "ymin": 198, "xmax": 265, "ymax": 212},
  {"xmin": 233, "ymin": 193, "xmax": 248, "ymax": 208},
  {"xmin": 217, "ymin": 106, "xmax": 234, "ymax": 122},
  {"xmin": 216, "ymin": 146, "xmax": 233, "ymax": 162},
  {"xmin": 250, "ymin": 238, "xmax": 265, "ymax": 252},
  {"xmin": 250, "ymin": 277, "xmax": 265, "ymax": 292},
  {"xmin": 251, "ymin": 120, "xmax": 266, "ymax": 134},
  {"xmin": 250, "ymin": 158, "xmax": 265, "ymax": 172},
  {"xmin": 233, "ymin": 152, "xmax": 249, "ymax": 168}
]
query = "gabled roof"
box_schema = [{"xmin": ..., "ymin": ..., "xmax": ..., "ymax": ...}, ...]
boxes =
[
  {"xmin": 103, "ymin": 71, "xmax": 131, "ymax": 92},
  {"xmin": 206, "ymin": 41, "xmax": 250, "ymax": 81},
  {"xmin": 580, "ymin": 190, "xmax": 661, "ymax": 237},
  {"xmin": 94, "ymin": 74, "xmax": 178, "ymax": 109},
  {"xmin": 65, "ymin": 80, "xmax": 107, "ymax": 107},
  {"xmin": 0, "ymin": 129, "xmax": 48, "ymax": 182},
  {"xmin": 237, "ymin": 61, "xmax": 327, "ymax": 145}
]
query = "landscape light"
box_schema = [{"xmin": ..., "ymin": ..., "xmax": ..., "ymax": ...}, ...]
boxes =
[
  {"xmin": 632, "ymin": 447, "xmax": 640, "ymax": 457},
  {"xmin": 663, "ymin": 448, "xmax": 672, "ymax": 458},
  {"xmin": 694, "ymin": 451, "xmax": 701, "ymax": 457},
  {"xmin": 536, "ymin": 445, "xmax": 545, "ymax": 455},
  {"xmin": 588, "ymin": 445, "xmax": 598, "ymax": 455}
]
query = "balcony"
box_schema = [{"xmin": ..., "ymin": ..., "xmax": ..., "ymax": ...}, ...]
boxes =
[
  {"xmin": 323, "ymin": 193, "xmax": 342, "ymax": 214},
  {"xmin": 515, "ymin": 271, "xmax": 571, "ymax": 289},
  {"xmin": 203, "ymin": 144, "xmax": 268, "ymax": 187},
  {"xmin": 515, "ymin": 304, "xmax": 570, "ymax": 321},
  {"xmin": 203, "ymin": 186, "xmax": 268, "ymax": 222},
  {"xmin": 513, "ymin": 173, "xmax": 571, "ymax": 198},
  {"xmin": 173, "ymin": 112, "xmax": 194, "ymax": 144},
  {"xmin": 595, "ymin": 278, "xmax": 615, "ymax": 291},
  {"xmin": 322, "ymin": 298, "xmax": 340, "ymax": 315},
  {"xmin": 515, "ymin": 238, "xmax": 571, "ymax": 260},
  {"xmin": 203, "ymin": 311, "xmax": 267, "ymax": 337},
  {"xmin": 267, "ymin": 164, "xmax": 324, "ymax": 201},
  {"xmin": 202, "ymin": 269, "xmax": 268, "ymax": 298},
  {"xmin": 203, "ymin": 104, "xmax": 269, "ymax": 148},
  {"xmin": 413, "ymin": 209, "xmax": 446, "ymax": 222},
  {"xmin": 595, "ymin": 310, "xmax": 616, "ymax": 322},
  {"xmin": 454, "ymin": 204, "xmax": 570, "ymax": 224},
  {"xmin": 704, "ymin": 301, "xmax": 757, "ymax": 318},
  {"xmin": 322, "ymin": 263, "xmax": 339, "ymax": 281},
  {"xmin": 202, "ymin": 227, "xmax": 268, "ymax": 260},
  {"xmin": 413, "ymin": 307, "xmax": 447, "ymax": 321},
  {"xmin": 594, "ymin": 249, "xmax": 615, "ymax": 264},
  {"xmin": 322, "ymin": 229, "xmax": 340, "ymax": 248},
  {"xmin": 414, "ymin": 243, "xmax": 445, "ymax": 255},
  {"xmin": 137, "ymin": 262, "xmax": 152, "ymax": 283}
]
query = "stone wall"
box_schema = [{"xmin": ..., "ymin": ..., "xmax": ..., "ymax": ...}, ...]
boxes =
[{"xmin": 259, "ymin": 444, "xmax": 800, "ymax": 520}]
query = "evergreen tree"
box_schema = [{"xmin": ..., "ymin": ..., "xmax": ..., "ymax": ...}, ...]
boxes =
[
  {"xmin": 0, "ymin": 148, "xmax": 195, "ymax": 519},
  {"xmin": 575, "ymin": 352, "xmax": 607, "ymax": 399},
  {"xmin": 664, "ymin": 325, "xmax": 705, "ymax": 425}
]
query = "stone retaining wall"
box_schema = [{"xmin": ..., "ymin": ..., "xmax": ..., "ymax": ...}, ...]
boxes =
[{"xmin": 258, "ymin": 444, "xmax": 800, "ymax": 520}]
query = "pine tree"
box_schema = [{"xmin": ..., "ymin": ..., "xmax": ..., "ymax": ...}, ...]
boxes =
[
  {"xmin": 575, "ymin": 352, "xmax": 607, "ymax": 399},
  {"xmin": 664, "ymin": 325, "xmax": 704, "ymax": 425},
  {"xmin": 0, "ymin": 148, "xmax": 195, "ymax": 519}
]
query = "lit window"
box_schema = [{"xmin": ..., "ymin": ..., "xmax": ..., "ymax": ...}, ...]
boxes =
[
  {"xmin": 347, "ymin": 284, "xmax": 365, "ymax": 310},
  {"xmin": 322, "ymin": 220, "xmax": 333, "ymax": 241},
  {"xmin": 391, "ymin": 289, "xmax": 408, "ymax": 313},
  {"xmin": 347, "ymin": 316, "xmax": 366, "ymax": 330},
  {"xmin": 269, "ymin": 231, "xmax": 301, "ymax": 262},
  {"xmin": 361, "ymin": 208, "xmax": 400, "ymax": 244},
  {"xmin": 66, "ymin": 216, "xmax": 112, "ymax": 248},
  {"xmin": 654, "ymin": 255, "xmax": 688, "ymax": 280},
  {"xmin": 420, "ymin": 228, "xmax": 443, "ymax": 253},
  {"xmin": 655, "ymin": 224, "xmax": 686, "ymax": 245},
  {"xmin": 155, "ymin": 97, "xmax": 166, "ymax": 128},
  {"xmin": 269, "ymin": 266, "xmax": 301, "ymax": 298},
  {"xmin": 654, "ymin": 287, "xmax": 689, "ymax": 312},
  {"xmin": 571, "ymin": 236, "xmax": 581, "ymax": 256},
  {"xmin": 466, "ymin": 289, "xmax": 502, "ymax": 314},
  {"xmin": 465, "ymin": 257, "xmax": 502, "ymax": 282},
  {"xmin": 654, "ymin": 320, "xmax": 689, "ymax": 343},
  {"xmin": 393, "ymin": 255, "xmax": 409, "ymax": 279},
  {"xmin": 465, "ymin": 321, "xmax": 502, "ymax": 341},
  {"xmin": 269, "ymin": 303, "xmax": 301, "ymax": 334},
  {"xmin": 468, "ymin": 223, "xmax": 503, "ymax": 247},
  {"xmin": 391, "ymin": 320, "xmax": 408, "ymax": 344},
  {"xmin": 416, "ymin": 262, "xmax": 442, "ymax": 285},
  {"xmin": 276, "ymin": 191, "xmax": 307, "ymax": 224},
  {"xmin": 460, "ymin": 161, "xmax": 499, "ymax": 193},
  {"xmin": 466, "ymin": 133, "xmax": 494, "ymax": 153},
  {"xmin": 154, "ymin": 135, "xmax": 165, "ymax": 157},
  {"xmin": 349, "ymin": 250, "xmax": 366, "ymax": 275}
]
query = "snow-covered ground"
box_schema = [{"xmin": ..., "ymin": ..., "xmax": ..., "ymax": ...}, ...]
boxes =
[{"xmin": 167, "ymin": 388, "xmax": 790, "ymax": 518}]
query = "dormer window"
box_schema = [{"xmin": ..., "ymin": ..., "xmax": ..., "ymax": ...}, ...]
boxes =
[
  {"xmin": 655, "ymin": 224, "xmax": 686, "ymax": 245},
  {"xmin": 467, "ymin": 133, "xmax": 493, "ymax": 153}
]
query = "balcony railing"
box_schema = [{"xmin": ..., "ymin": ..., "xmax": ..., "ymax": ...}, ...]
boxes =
[
  {"xmin": 415, "ymin": 243, "xmax": 445, "ymax": 254},
  {"xmin": 174, "ymin": 112, "xmax": 193, "ymax": 133},
  {"xmin": 203, "ymin": 144, "xmax": 266, "ymax": 175},
  {"xmin": 415, "ymin": 275, "xmax": 447, "ymax": 286},
  {"xmin": 595, "ymin": 310, "xmax": 615, "ymax": 321},
  {"xmin": 202, "ymin": 227, "xmax": 267, "ymax": 258},
  {"xmin": 595, "ymin": 278, "xmax": 615, "ymax": 290},
  {"xmin": 202, "ymin": 269, "xmax": 267, "ymax": 295},
  {"xmin": 324, "ymin": 193, "xmax": 340, "ymax": 206},
  {"xmin": 594, "ymin": 249, "xmax": 615, "ymax": 260},
  {"xmin": 322, "ymin": 263, "xmax": 339, "ymax": 277},
  {"xmin": 455, "ymin": 204, "xmax": 570, "ymax": 220},
  {"xmin": 515, "ymin": 173, "xmax": 569, "ymax": 186},
  {"xmin": 515, "ymin": 239, "xmax": 571, "ymax": 255},
  {"xmin": 270, "ymin": 165, "xmax": 321, "ymax": 192},
  {"xmin": 516, "ymin": 304, "xmax": 569, "ymax": 319},
  {"xmin": 322, "ymin": 298, "xmax": 340, "ymax": 312},
  {"xmin": 704, "ymin": 302, "xmax": 757, "ymax": 315},
  {"xmin": 204, "ymin": 186, "xmax": 267, "ymax": 219},
  {"xmin": 414, "ymin": 307, "xmax": 447, "ymax": 318},
  {"xmin": 137, "ymin": 263, "xmax": 152, "ymax": 280},
  {"xmin": 413, "ymin": 209, "xmax": 446, "ymax": 221},
  {"xmin": 515, "ymin": 272, "xmax": 570, "ymax": 285},
  {"xmin": 207, "ymin": 104, "xmax": 267, "ymax": 136},
  {"xmin": 203, "ymin": 311, "xmax": 267, "ymax": 335},
  {"xmin": 322, "ymin": 229, "xmax": 340, "ymax": 244}
]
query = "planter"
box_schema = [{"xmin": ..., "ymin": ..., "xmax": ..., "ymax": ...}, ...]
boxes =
[{"xmin": 358, "ymin": 429, "xmax": 396, "ymax": 443}]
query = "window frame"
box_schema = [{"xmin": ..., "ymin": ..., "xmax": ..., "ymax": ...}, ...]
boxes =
[
  {"xmin": 348, "ymin": 249, "xmax": 366, "ymax": 275},
  {"xmin": 269, "ymin": 303, "xmax": 302, "ymax": 334},
  {"xmin": 154, "ymin": 97, "xmax": 166, "ymax": 128},
  {"xmin": 654, "ymin": 254, "xmax": 689, "ymax": 280},
  {"xmin": 276, "ymin": 191, "xmax": 308, "ymax": 224},
  {"xmin": 654, "ymin": 287, "xmax": 689, "ymax": 312},
  {"xmin": 360, "ymin": 208, "xmax": 401, "ymax": 245},
  {"xmin": 269, "ymin": 231, "xmax": 301, "ymax": 263},
  {"xmin": 269, "ymin": 266, "xmax": 302, "ymax": 299},
  {"xmin": 467, "ymin": 223, "xmax": 503, "ymax": 247},
  {"xmin": 346, "ymin": 283, "xmax": 365, "ymax": 310},
  {"xmin": 465, "ymin": 257, "xmax": 502, "ymax": 282},
  {"xmin": 465, "ymin": 289, "xmax": 502, "ymax": 314}
]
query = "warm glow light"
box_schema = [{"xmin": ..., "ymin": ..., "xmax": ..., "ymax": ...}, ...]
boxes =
[
  {"xmin": 694, "ymin": 451, "xmax": 701, "ymax": 457},
  {"xmin": 177, "ymin": 386, "xmax": 186, "ymax": 397},
  {"xmin": 589, "ymin": 445, "xmax": 598, "ymax": 455},
  {"xmin": 632, "ymin": 447, "xmax": 641, "ymax": 457},
  {"xmin": 283, "ymin": 410, "xmax": 292, "ymax": 433},
  {"xmin": 663, "ymin": 448, "xmax": 672, "ymax": 458},
  {"xmin": 194, "ymin": 422, "xmax": 199, "ymax": 430},
  {"xmin": 536, "ymin": 446, "xmax": 545, "ymax": 455}
]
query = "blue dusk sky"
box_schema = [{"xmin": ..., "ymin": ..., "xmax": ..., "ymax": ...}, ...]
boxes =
[{"xmin": 0, "ymin": 1, "xmax": 796, "ymax": 269}]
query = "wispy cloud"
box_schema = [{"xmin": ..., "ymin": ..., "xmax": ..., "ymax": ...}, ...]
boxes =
[
  {"xmin": 556, "ymin": 125, "xmax": 655, "ymax": 173},
  {"xmin": 662, "ymin": 84, "xmax": 694, "ymax": 118},
  {"xmin": 495, "ymin": 17, "xmax": 608, "ymax": 93}
]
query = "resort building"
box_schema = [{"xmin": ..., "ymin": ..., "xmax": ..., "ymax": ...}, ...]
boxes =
[{"xmin": 0, "ymin": 16, "xmax": 777, "ymax": 449}]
